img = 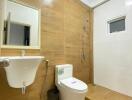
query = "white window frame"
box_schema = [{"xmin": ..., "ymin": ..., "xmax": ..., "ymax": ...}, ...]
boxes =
[{"xmin": 107, "ymin": 15, "xmax": 126, "ymax": 35}]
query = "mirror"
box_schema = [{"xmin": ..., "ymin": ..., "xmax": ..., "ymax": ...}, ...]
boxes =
[{"xmin": 1, "ymin": 0, "xmax": 41, "ymax": 49}]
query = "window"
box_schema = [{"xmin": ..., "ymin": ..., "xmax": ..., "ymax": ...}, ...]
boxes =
[{"xmin": 108, "ymin": 16, "xmax": 126, "ymax": 33}]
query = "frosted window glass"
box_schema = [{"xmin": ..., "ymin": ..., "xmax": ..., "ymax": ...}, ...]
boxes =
[{"xmin": 110, "ymin": 19, "xmax": 125, "ymax": 33}]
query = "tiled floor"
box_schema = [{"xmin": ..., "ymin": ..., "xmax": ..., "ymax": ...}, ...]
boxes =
[{"xmin": 86, "ymin": 84, "xmax": 132, "ymax": 100}]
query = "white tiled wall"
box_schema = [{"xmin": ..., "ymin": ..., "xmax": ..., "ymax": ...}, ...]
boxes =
[{"xmin": 94, "ymin": 0, "xmax": 132, "ymax": 97}]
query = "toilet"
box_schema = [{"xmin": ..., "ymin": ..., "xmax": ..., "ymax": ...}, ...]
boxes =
[{"xmin": 55, "ymin": 64, "xmax": 88, "ymax": 100}]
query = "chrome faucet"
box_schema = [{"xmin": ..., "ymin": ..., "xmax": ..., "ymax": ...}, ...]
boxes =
[{"xmin": 21, "ymin": 50, "xmax": 26, "ymax": 56}]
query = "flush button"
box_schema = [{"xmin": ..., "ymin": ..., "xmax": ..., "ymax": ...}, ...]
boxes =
[{"xmin": 71, "ymin": 81, "xmax": 77, "ymax": 84}]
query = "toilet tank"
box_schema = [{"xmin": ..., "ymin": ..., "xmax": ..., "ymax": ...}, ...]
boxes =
[{"xmin": 55, "ymin": 64, "xmax": 73, "ymax": 84}]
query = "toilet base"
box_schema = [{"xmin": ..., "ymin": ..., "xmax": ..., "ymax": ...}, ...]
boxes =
[{"xmin": 58, "ymin": 86, "xmax": 87, "ymax": 100}]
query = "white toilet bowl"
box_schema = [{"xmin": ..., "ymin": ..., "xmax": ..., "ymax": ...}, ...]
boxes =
[{"xmin": 55, "ymin": 64, "xmax": 88, "ymax": 100}]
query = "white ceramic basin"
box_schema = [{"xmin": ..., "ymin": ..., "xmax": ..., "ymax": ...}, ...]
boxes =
[{"xmin": 0, "ymin": 56, "xmax": 44, "ymax": 88}]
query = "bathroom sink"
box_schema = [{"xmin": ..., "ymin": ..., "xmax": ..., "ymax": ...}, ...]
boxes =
[{"xmin": 0, "ymin": 56, "xmax": 44, "ymax": 88}]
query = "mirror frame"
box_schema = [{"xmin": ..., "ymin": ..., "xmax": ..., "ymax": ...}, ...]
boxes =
[{"xmin": 0, "ymin": 0, "xmax": 41, "ymax": 50}]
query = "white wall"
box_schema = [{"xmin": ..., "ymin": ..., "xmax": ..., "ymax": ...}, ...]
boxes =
[
  {"xmin": 0, "ymin": 0, "xmax": 6, "ymax": 46},
  {"xmin": 0, "ymin": 2, "xmax": 3, "ymax": 32},
  {"xmin": 94, "ymin": 0, "xmax": 132, "ymax": 97}
]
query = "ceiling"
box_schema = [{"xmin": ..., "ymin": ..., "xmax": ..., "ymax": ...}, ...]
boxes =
[{"xmin": 80, "ymin": 0, "xmax": 110, "ymax": 8}]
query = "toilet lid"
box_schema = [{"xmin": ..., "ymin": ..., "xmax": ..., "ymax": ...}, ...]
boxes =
[{"xmin": 60, "ymin": 77, "xmax": 88, "ymax": 92}]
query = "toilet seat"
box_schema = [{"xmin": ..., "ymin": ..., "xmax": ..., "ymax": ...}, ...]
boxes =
[{"xmin": 60, "ymin": 77, "xmax": 88, "ymax": 93}]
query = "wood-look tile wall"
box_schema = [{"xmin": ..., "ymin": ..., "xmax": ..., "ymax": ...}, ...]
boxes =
[
  {"xmin": 0, "ymin": 0, "xmax": 93, "ymax": 100},
  {"xmin": 64, "ymin": 0, "xmax": 93, "ymax": 83}
]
